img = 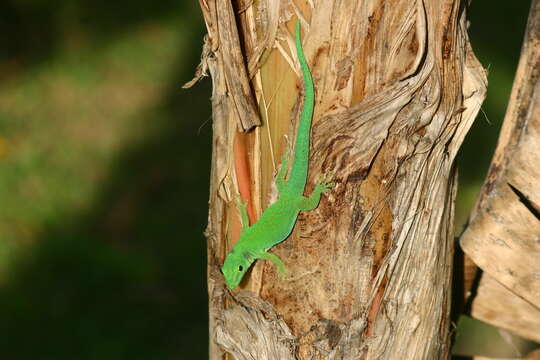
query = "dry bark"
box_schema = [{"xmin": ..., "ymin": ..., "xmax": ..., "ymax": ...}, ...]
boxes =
[
  {"xmin": 471, "ymin": 274, "xmax": 540, "ymax": 344},
  {"xmin": 460, "ymin": 0, "xmax": 540, "ymax": 346},
  {"xmin": 191, "ymin": 0, "xmax": 486, "ymax": 358}
]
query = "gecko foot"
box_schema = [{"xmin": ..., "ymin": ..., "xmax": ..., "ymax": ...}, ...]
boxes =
[{"xmin": 314, "ymin": 171, "xmax": 335, "ymax": 193}]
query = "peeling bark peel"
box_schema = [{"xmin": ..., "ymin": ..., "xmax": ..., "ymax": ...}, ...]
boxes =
[{"xmin": 471, "ymin": 274, "xmax": 540, "ymax": 343}]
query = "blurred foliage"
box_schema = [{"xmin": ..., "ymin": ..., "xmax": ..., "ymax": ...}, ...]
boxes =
[
  {"xmin": 453, "ymin": 315, "xmax": 539, "ymax": 358},
  {"xmin": 0, "ymin": 0, "xmax": 534, "ymax": 359},
  {"xmin": 0, "ymin": 1, "xmax": 210, "ymax": 358}
]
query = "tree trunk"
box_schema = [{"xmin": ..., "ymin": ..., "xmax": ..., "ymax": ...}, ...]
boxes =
[
  {"xmin": 460, "ymin": 0, "xmax": 540, "ymax": 346},
  {"xmin": 194, "ymin": 0, "xmax": 486, "ymax": 358}
]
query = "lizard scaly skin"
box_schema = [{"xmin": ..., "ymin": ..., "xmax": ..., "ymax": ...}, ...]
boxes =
[{"xmin": 222, "ymin": 19, "xmax": 331, "ymax": 289}]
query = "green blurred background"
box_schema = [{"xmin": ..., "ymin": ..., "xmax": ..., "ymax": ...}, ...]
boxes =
[{"xmin": 0, "ymin": 1, "xmax": 531, "ymax": 359}]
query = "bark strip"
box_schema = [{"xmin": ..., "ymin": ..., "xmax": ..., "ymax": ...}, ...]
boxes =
[{"xmin": 460, "ymin": 0, "xmax": 540, "ymax": 343}]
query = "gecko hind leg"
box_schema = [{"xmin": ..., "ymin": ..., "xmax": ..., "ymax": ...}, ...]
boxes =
[
  {"xmin": 298, "ymin": 174, "xmax": 333, "ymax": 211},
  {"xmin": 275, "ymin": 144, "xmax": 291, "ymax": 193}
]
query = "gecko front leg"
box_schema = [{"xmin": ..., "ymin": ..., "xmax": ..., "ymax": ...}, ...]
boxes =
[
  {"xmin": 256, "ymin": 250, "xmax": 288, "ymax": 277},
  {"xmin": 236, "ymin": 197, "xmax": 250, "ymax": 230}
]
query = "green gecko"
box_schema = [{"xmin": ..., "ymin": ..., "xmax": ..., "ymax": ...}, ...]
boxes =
[{"xmin": 221, "ymin": 19, "xmax": 331, "ymax": 290}]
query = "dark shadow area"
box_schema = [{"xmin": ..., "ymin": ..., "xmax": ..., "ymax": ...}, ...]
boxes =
[
  {"xmin": 0, "ymin": 2, "xmax": 211, "ymax": 359},
  {"xmin": 457, "ymin": 1, "xmax": 531, "ymax": 185},
  {"xmin": 0, "ymin": 0, "xmax": 192, "ymax": 79}
]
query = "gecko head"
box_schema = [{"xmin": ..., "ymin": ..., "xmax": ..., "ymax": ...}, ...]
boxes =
[{"xmin": 221, "ymin": 251, "xmax": 252, "ymax": 290}]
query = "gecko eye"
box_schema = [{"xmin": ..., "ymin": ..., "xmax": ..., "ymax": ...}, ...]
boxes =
[{"xmin": 238, "ymin": 265, "xmax": 244, "ymax": 272}]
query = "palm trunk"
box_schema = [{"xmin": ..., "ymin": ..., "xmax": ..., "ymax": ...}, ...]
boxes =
[{"xmin": 194, "ymin": 0, "xmax": 486, "ymax": 358}]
